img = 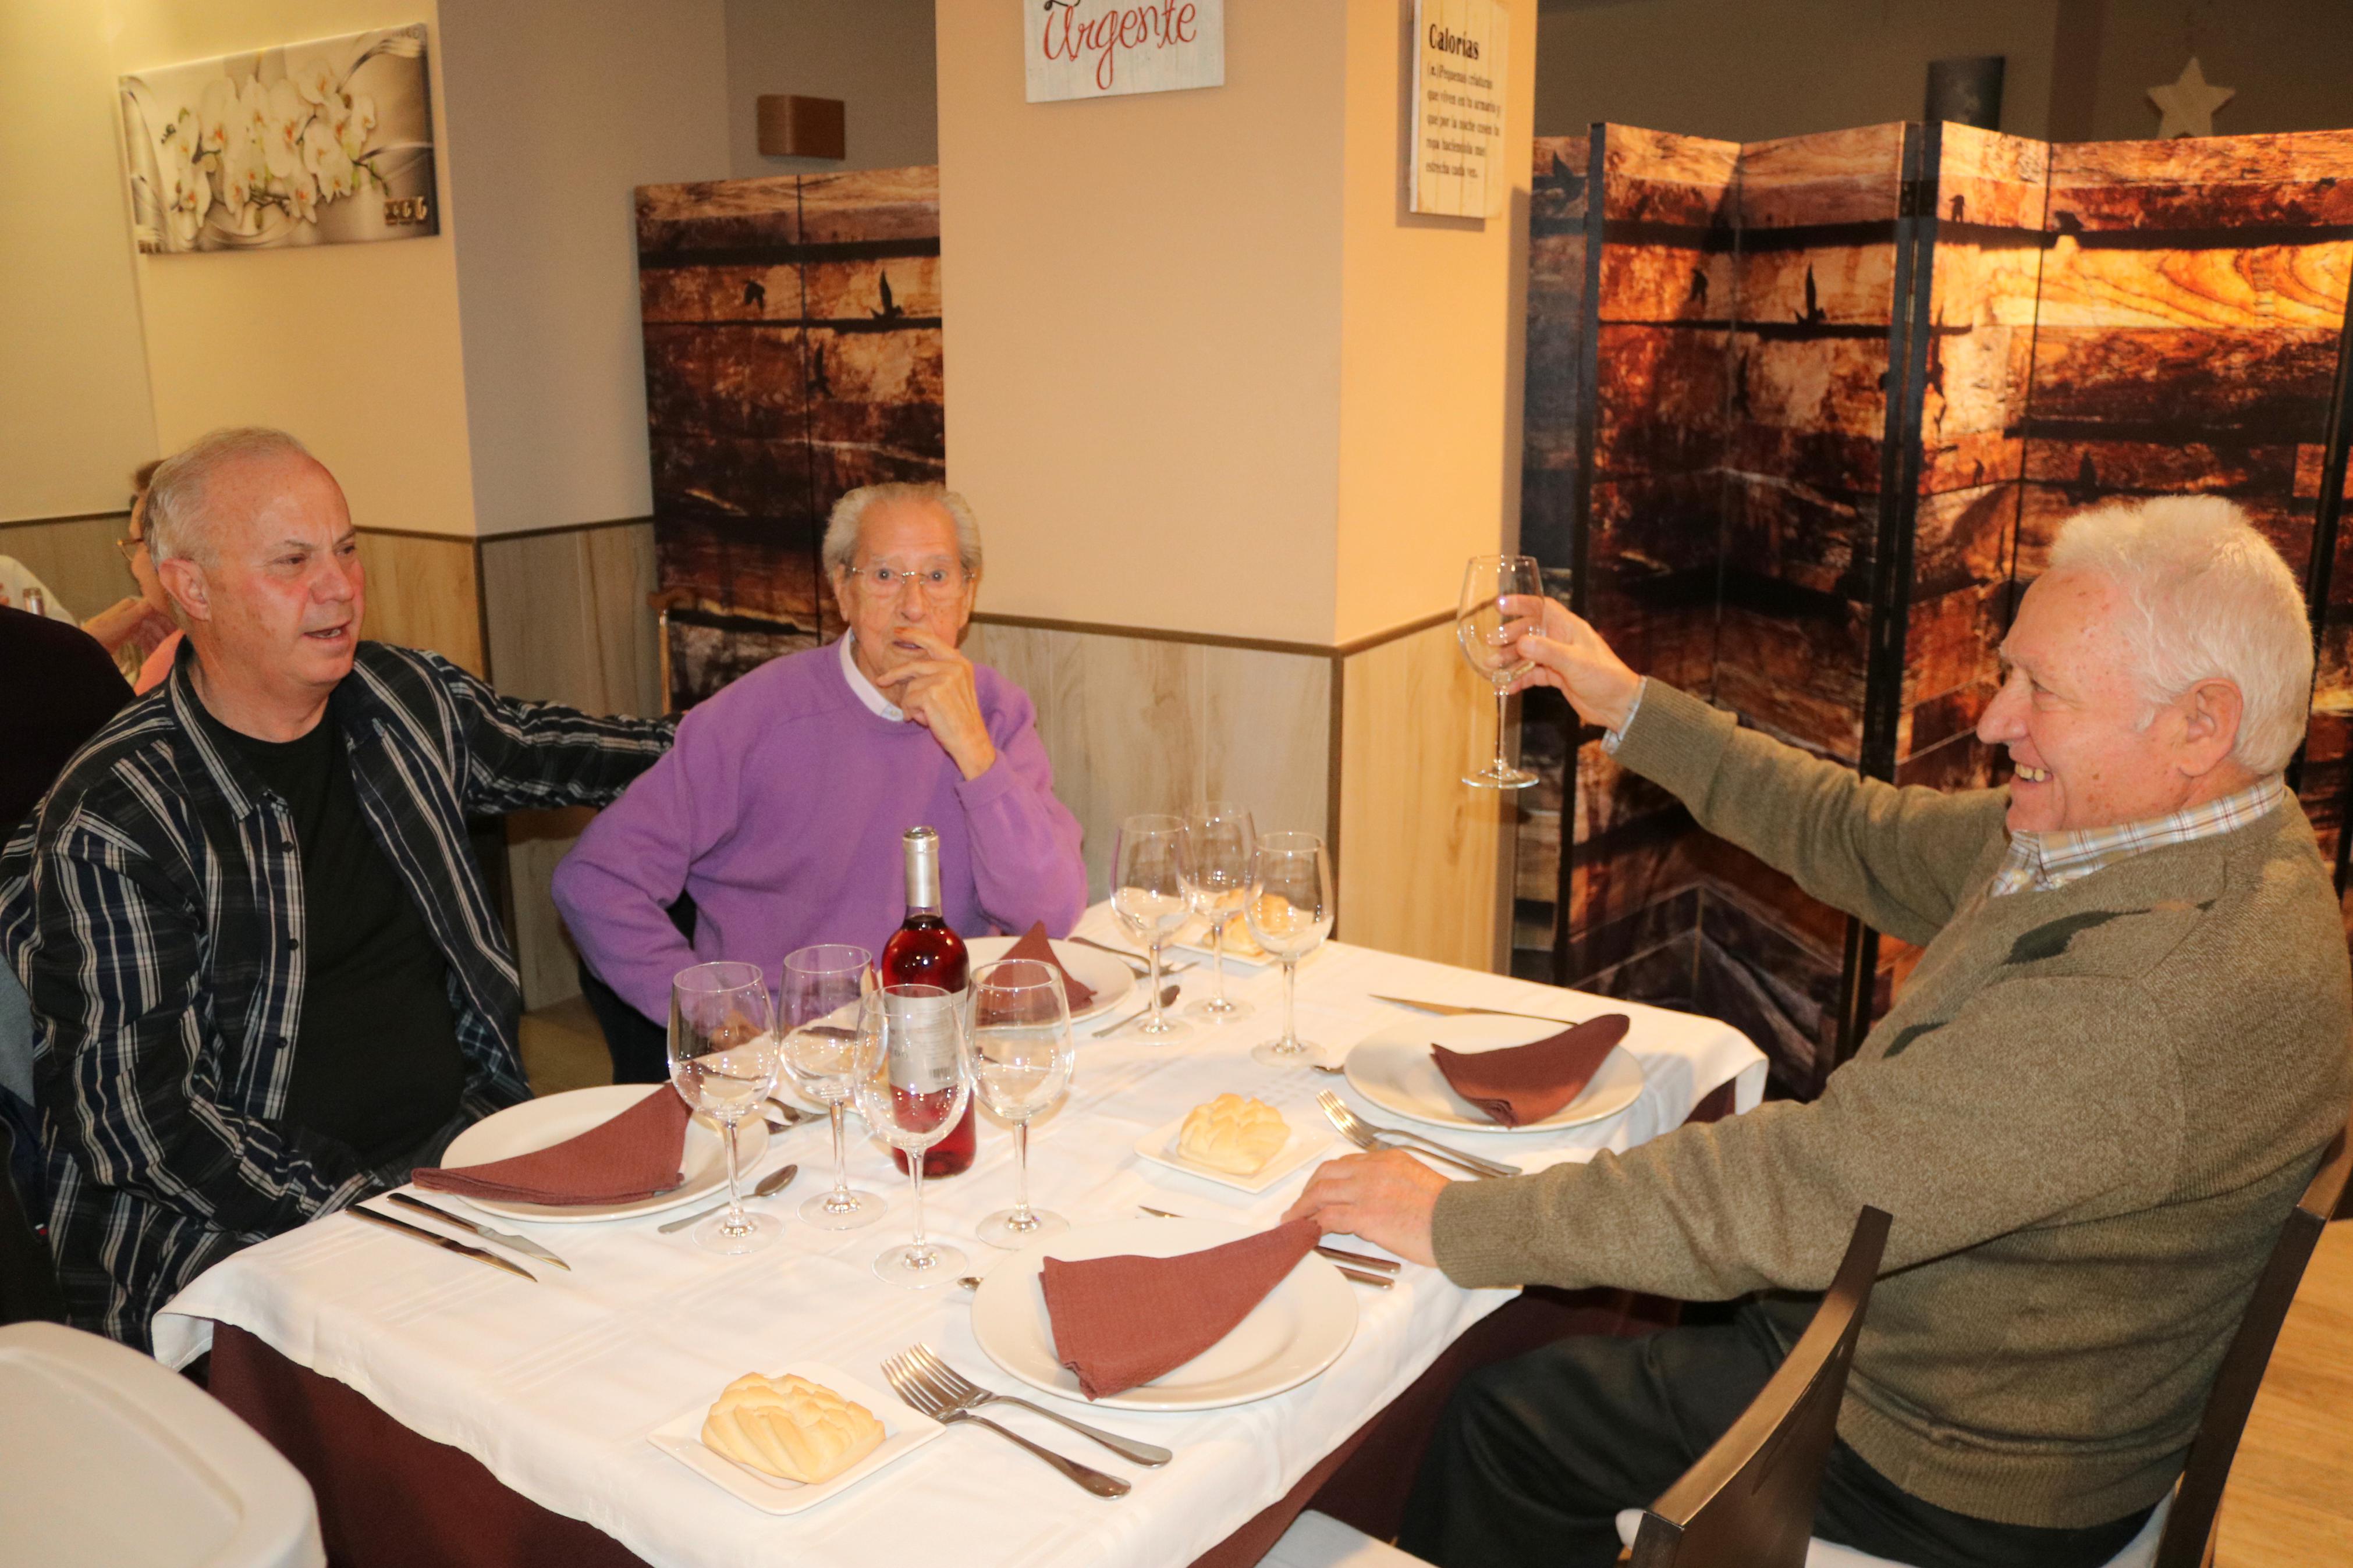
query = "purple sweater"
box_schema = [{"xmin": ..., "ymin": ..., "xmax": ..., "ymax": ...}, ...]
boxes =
[{"xmin": 551, "ymin": 642, "xmax": 1087, "ymax": 1020}]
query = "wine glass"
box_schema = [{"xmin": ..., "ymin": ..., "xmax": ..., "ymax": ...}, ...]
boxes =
[
  {"xmin": 1245, "ymin": 832, "xmax": 1336, "ymax": 1068},
  {"xmin": 668, "ymin": 961, "xmax": 783, "ymax": 1255},
  {"xmin": 780, "ymin": 944, "xmax": 881, "ymax": 1231},
  {"xmin": 964, "ymin": 958, "xmax": 1076, "ymax": 1248},
  {"xmin": 851, "ymin": 983, "xmax": 971, "ymax": 1288},
  {"xmin": 1458, "ymin": 553, "xmax": 1543, "ymax": 788},
  {"xmin": 1182, "ymin": 801, "xmax": 1255, "ymax": 1023},
  {"xmin": 1112, "ymin": 813, "xmax": 1192, "ymax": 1041}
]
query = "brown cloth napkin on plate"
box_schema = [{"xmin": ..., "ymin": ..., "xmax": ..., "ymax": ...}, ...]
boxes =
[
  {"xmin": 1431, "ymin": 1014, "xmax": 1632, "ymax": 1127},
  {"xmin": 1004, "ymin": 921, "xmax": 1095, "ymax": 1011},
  {"xmin": 1041, "ymin": 1218, "xmax": 1321, "ymax": 1400},
  {"xmin": 413, "ymin": 1085, "xmax": 694, "ymax": 1206}
]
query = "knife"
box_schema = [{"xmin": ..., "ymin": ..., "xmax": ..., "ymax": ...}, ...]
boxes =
[
  {"xmin": 350, "ymin": 1204, "xmax": 538, "ymax": 1282},
  {"xmin": 387, "ymin": 1192, "xmax": 570, "ymax": 1271},
  {"xmin": 1137, "ymin": 1207, "xmax": 1402, "ymax": 1278},
  {"xmin": 1371, "ymin": 994, "xmax": 1584, "ymax": 1026}
]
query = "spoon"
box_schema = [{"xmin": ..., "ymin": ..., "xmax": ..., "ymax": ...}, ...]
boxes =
[
  {"xmin": 1092, "ymin": 984, "xmax": 1181, "ymax": 1039},
  {"xmin": 657, "ymin": 1162, "xmax": 799, "ymax": 1233}
]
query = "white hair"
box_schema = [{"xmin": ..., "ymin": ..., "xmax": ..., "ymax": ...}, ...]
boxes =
[
  {"xmin": 143, "ymin": 427, "xmax": 316, "ymax": 567},
  {"xmin": 2045, "ymin": 495, "xmax": 2313, "ymax": 775},
  {"xmin": 822, "ymin": 482, "xmax": 982, "ymax": 578}
]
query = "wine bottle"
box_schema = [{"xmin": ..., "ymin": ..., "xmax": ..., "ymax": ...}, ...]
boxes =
[{"xmin": 878, "ymin": 826, "xmax": 975, "ymax": 1177}]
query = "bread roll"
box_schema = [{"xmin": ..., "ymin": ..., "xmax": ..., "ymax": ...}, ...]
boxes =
[
  {"xmin": 701, "ymin": 1372, "xmax": 886, "ymax": 1484},
  {"xmin": 1177, "ymin": 1093, "xmax": 1291, "ymax": 1175}
]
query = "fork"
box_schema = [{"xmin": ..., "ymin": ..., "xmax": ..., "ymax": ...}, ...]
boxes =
[
  {"xmin": 881, "ymin": 1354, "xmax": 1132, "ymax": 1497},
  {"xmin": 899, "ymin": 1343, "xmax": 1172, "ymax": 1465},
  {"xmin": 1316, "ymin": 1090, "xmax": 1520, "ymax": 1181}
]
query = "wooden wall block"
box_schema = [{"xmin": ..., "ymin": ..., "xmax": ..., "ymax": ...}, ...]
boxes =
[
  {"xmin": 356, "ymin": 530, "xmax": 483, "ymax": 677},
  {"xmin": 755, "ymin": 95, "xmax": 844, "ymax": 161},
  {"xmin": 481, "ymin": 522, "xmax": 662, "ymax": 717},
  {"xmin": 0, "ymin": 513, "xmax": 127, "ymax": 625}
]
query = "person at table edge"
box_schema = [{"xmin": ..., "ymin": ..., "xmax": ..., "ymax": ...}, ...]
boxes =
[
  {"xmin": 1287, "ymin": 496, "xmax": 2353, "ymax": 1568},
  {"xmin": 0, "ymin": 427, "xmax": 675, "ymax": 1352},
  {"xmin": 551, "ymin": 481, "xmax": 1086, "ymax": 1078}
]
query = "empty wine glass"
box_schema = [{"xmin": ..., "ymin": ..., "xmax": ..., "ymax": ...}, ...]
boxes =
[
  {"xmin": 965, "ymin": 958, "xmax": 1076, "ymax": 1248},
  {"xmin": 780, "ymin": 944, "xmax": 881, "ymax": 1231},
  {"xmin": 1183, "ymin": 801, "xmax": 1255, "ymax": 1023},
  {"xmin": 1459, "ymin": 553, "xmax": 1543, "ymax": 788},
  {"xmin": 1112, "ymin": 813, "xmax": 1192, "ymax": 1041},
  {"xmin": 1245, "ymin": 832, "xmax": 1336, "ymax": 1068},
  {"xmin": 851, "ymin": 983, "xmax": 971, "ymax": 1288},
  {"xmin": 668, "ymin": 961, "xmax": 782, "ymax": 1255}
]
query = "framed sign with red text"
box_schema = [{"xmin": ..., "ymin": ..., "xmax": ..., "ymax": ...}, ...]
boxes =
[{"xmin": 1025, "ymin": 0, "xmax": 1224, "ymax": 103}]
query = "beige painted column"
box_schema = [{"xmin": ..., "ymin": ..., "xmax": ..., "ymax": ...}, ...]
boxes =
[{"xmin": 938, "ymin": 0, "xmax": 1535, "ymax": 968}]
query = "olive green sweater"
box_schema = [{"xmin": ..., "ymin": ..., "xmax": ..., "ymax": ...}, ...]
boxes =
[{"xmin": 1432, "ymin": 681, "xmax": 2353, "ymax": 1527}]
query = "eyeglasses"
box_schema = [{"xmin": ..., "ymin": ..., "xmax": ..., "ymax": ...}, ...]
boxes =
[
  {"xmin": 115, "ymin": 536, "xmax": 147, "ymax": 566},
  {"xmin": 844, "ymin": 562, "xmax": 970, "ymax": 602}
]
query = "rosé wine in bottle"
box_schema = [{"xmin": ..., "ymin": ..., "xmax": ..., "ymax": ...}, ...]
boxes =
[{"xmin": 879, "ymin": 826, "xmax": 974, "ymax": 1176}]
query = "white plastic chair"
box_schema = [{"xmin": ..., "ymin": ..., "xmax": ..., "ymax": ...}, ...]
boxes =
[{"xmin": 0, "ymin": 1321, "xmax": 324, "ymax": 1568}]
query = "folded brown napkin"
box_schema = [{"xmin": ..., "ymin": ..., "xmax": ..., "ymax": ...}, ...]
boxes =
[
  {"xmin": 1004, "ymin": 921, "xmax": 1095, "ymax": 1011},
  {"xmin": 414, "ymin": 1085, "xmax": 694, "ymax": 1206},
  {"xmin": 1432, "ymin": 1014, "xmax": 1632, "ymax": 1127},
  {"xmin": 1041, "ymin": 1218, "xmax": 1321, "ymax": 1400}
]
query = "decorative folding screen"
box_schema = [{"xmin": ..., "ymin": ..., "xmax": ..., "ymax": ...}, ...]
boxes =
[
  {"xmin": 1517, "ymin": 124, "xmax": 2353, "ymax": 1096},
  {"xmin": 634, "ymin": 168, "xmax": 946, "ymax": 708}
]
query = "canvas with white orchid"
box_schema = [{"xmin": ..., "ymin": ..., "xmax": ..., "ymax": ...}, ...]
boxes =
[{"xmin": 119, "ymin": 24, "xmax": 437, "ymax": 254}]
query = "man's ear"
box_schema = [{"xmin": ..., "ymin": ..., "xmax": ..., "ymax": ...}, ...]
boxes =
[
  {"xmin": 157, "ymin": 557, "xmax": 211, "ymax": 625},
  {"xmin": 2177, "ymin": 677, "xmax": 2245, "ymax": 777}
]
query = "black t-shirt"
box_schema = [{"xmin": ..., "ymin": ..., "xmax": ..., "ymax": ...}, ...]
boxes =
[{"xmin": 197, "ymin": 701, "xmax": 467, "ymax": 1167}]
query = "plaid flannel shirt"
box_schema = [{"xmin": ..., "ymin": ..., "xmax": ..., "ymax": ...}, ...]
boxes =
[
  {"xmin": 0, "ymin": 642, "xmax": 674, "ymax": 1349},
  {"xmin": 1989, "ymin": 774, "xmax": 2290, "ymax": 896}
]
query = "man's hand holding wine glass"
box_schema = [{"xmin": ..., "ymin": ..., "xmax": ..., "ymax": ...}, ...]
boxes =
[{"xmin": 1498, "ymin": 595, "xmax": 1644, "ymax": 734}]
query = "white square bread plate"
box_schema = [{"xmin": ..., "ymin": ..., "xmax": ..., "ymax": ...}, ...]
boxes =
[
  {"xmin": 648, "ymin": 1360, "xmax": 944, "ymax": 1514},
  {"xmin": 1132, "ymin": 1110, "xmax": 1335, "ymax": 1194}
]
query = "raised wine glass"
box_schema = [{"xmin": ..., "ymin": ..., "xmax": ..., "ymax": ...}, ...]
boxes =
[
  {"xmin": 1182, "ymin": 801, "xmax": 1255, "ymax": 1023},
  {"xmin": 780, "ymin": 944, "xmax": 881, "ymax": 1231},
  {"xmin": 668, "ymin": 961, "xmax": 782, "ymax": 1256},
  {"xmin": 1112, "ymin": 813, "xmax": 1193, "ymax": 1041},
  {"xmin": 1245, "ymin": 831, "xmax": 1336, "ymax": 1069},
  {"xmin": 851, "ymin": 983, "xmax": 971, "ymax": 1288},
  {"xmin": 964, "ymin": 958, "xmax": 1076, "ymax": 1248},
  {"xmin": 1458, "ymin": 553, "xmax": 1543, "ymax": 788}
]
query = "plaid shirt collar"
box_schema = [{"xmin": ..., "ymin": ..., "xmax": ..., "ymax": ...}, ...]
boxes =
[{"xmin": 1990, "ymin": 774, "xmax": 2288, "ymax": 897}]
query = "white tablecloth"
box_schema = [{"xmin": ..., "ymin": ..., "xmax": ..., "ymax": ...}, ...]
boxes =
[{"xmin": 157, "ymin": 904, "xmax": 1765, "ymax": 1568}]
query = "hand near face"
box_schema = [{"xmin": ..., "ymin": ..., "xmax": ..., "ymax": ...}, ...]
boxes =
[
  {"xmin": 1280, "ymin": 1149, "xmax": 1449, "ymax": 1267},
  {"xmin": 872, "ymin": 625, "xmax": 998, "ymax": 781},
  {"xmin": 1499, "ymin": 595, "xmax": 1643, "ymax": 733}
]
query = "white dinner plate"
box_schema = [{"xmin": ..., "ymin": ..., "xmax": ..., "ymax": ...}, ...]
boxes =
[
  {"xmin": 648, "ymin": 1360, "xmax": 943, "ymax": 1515},
  {"xmin": 1343, "ymin": 1014, "xmax": 1647, "ymax": 1135},
  {"xmin": 435, "ymin": 1085, "xmax": 768, "ymax": 1224},
  {"xmin": 970, "ymin": 1216, "xmax": 1357, "ymax": 1411},
  {"xmin": 965, "ymin": 935, "xmax": 1132, "ymax": 1022},
  {"xmin": 1131, "ymin": 1109, "xmax": 1335, "ymax": 1194}
]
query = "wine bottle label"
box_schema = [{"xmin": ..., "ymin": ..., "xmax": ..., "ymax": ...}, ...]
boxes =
[{"xmin": 883, "ymin": 987, "xmax": 961, "ymax": 1094}]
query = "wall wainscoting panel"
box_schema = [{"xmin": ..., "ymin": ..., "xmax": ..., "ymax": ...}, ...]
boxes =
[
  {"xmin": 481, "ymin": 520, "xmax": 661, "ymax": 719},
  {"xmin": 0, "ymin": 512, "xmax": 130, "ymax": 625},
  {"xmin": 355, "ymin": 529, "xmax": 486, "ymax": 678}
]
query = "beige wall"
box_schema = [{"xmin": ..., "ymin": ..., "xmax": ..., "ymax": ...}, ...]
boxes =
[
  {"xmin": 111, "ymin": 2, "xmax": 480, "ymax": 538},
  {"xmin": 2082, "ymin": 0, "xmax": 2353, "ymax": 142},
  {"xmin": 0, "ymin": 2, "xmax": 158, "ymax": 522},
  {"xmin": 441, "ymin": 0, "xmax": 729, "ymax": 536},
  {"xmin": 1335, "ymin": 0, "xmax": 1536, "ymax": 643},
  {"xmin": 936, "ymin": 0, "xmax": 1350, "ymax": 643},
  {"xmin": 725, "ymin": 0, "xmax": 938, "ymax": 179}
]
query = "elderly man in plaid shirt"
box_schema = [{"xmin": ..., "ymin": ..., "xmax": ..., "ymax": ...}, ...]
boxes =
[{"xmin": 1, "ymin": 428, "xmax": 675, "ymax": 1350}]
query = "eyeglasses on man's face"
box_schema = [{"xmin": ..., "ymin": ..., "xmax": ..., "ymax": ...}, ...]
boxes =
[{"xmin": 844, "ymin": 561, "xmax": 970, "ymax": 602}]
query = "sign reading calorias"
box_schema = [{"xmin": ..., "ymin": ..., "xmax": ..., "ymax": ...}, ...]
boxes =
[
  {"xmin": 1410, "ymin": 0, "xmax": 1509, "ymax": 219},
  {"xmin": 1025, "ymin": 1, "xmax": 1225, "ymax": 103}
]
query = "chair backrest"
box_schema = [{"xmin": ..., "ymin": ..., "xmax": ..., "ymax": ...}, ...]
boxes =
[
  {"xmin": 2153, "ymin": 1125, "xmax": 2352, "ymax": 1568},
  {"xmin": 1630, "ymin": 1206, "xmax": 1892, "ymax": 1568}
]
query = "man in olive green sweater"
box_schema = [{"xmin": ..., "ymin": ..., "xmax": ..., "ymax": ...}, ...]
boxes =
[{"xmin": 1289, "ymin": 497, "xmax": 2352, "ymax": 1568}]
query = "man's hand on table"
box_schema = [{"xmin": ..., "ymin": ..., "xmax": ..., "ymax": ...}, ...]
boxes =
[
  {"xmin": 874, "ymin": 625, "xmax": 999, "ymax": 781},
  {"xmin": 1282, "ymin": 1150, "xmax": 1449, "ymax": 1268},
  {"xmin": 1499, "ymin": 595, "xmax": 1642, "ymax": 733}
]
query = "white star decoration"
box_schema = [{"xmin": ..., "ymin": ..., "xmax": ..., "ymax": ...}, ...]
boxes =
[{"xmin": 2149, "ymin": 56, "xmax": 2234, "ymax": 139}]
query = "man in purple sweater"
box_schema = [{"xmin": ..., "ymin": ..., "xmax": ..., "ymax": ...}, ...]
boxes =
[{"xmin": 552, "ymin": 483, "xmax": 1087, "ymax": 1079}]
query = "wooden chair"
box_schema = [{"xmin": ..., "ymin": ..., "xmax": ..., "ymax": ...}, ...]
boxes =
[
  {"xmin": 1624, "ymin": 1206, "xmax": 1892, "ymax": 1568},
  {"xmin": 1806, "ymin": 1126, "xmax": 2352, "ymax": 1568}
]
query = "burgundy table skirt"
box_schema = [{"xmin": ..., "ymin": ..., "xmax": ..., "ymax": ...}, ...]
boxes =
[{"xmin": 205, "ymin": 1084, "xmax": 1737, "ymax": 1568}]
